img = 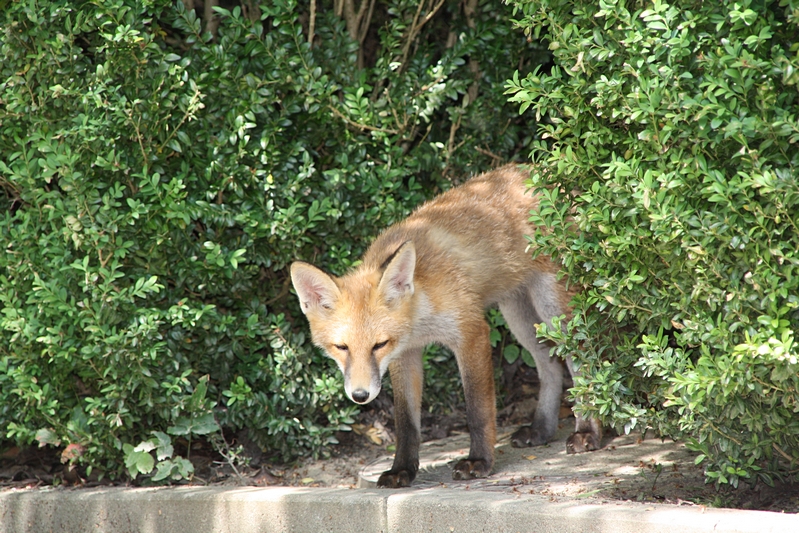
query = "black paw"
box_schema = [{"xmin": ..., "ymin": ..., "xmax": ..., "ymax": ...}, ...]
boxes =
[
  {"xmin": 452, "ymin": 458, "xmax": 492, "ymax": 480},
  {"xmin": 510, "ymin": 425, "xmax": 549, "ymax": 448},
  {"xmin": 377, "ymin": 469, "xmax": 415, "ymax": 488},
  {"xmin": 566, "ymin": 431, "xmax": 601, "ymax": 454}
]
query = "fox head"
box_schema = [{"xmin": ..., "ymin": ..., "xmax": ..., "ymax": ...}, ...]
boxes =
[{"xmin": 290, "ymin": 241, "xmax": 417, "ymax": 405}]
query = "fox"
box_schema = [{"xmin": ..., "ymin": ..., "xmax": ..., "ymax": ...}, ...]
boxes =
[{"xmin": 289, "ymin": 164, "xmax": 601, "ymax": 488}]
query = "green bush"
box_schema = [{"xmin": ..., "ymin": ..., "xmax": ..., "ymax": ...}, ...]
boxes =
[
  {"xmin": 0, "ymin": 0, "xmax": 538, "ymax": 479},
  {"xmin": 507, "ymin": 0, "xmax": 799, "ymax": 486}
]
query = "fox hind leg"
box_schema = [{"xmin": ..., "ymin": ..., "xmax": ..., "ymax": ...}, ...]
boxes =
[
  {"xmin": 499, "ymin": 289, "xmax": 563, "ymax": 448},
  {"xmin": 502, "ymin": 274, "xmax": 602, "ymax": 452},
  {"xmin": 564, "ymin": 356, "xmax": 602, "ymax": 453}
]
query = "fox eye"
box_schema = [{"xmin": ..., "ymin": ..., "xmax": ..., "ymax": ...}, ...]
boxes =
[
  {"xmin": 333, "ymin": 344, "xmax": 348, "ymax": 352},
  {"xmin": 372, "ymin": 340, "xmax": 389, "ymax": 351}
]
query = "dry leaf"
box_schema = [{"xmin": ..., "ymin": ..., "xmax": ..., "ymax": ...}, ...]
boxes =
[{"xmin": 365, "ymin": 428, "xmax": 383, "ymax": 445}]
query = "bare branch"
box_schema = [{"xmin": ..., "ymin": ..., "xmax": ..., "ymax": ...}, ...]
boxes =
[
  {"xmin": 358, "ymin": 0, "xmax": 376, "ymax": 45},
  {"xmin": 242, "ymin": 0, "xmax": 261, "ymax": 22},
  {"xmin": 464, "ymin": 0, "xmax": 478, "ymax": 29},
  {"xmin": 204, "ymin": 0, "xmax": 219, "ymax": 37},
  {"xmin": 464, "ymin": 0, "xmax": 481, "ymax": 105},
  {"xmin": 475, "ymin": 146, "xmax": 503, "ymax": 162},
  {"xmin": 308, "ymin": 0, "xmax": 317, "ymax": 47},
  {"xmin": 398, "ymin": 0, "xmax": 447, "ymax": 73}
]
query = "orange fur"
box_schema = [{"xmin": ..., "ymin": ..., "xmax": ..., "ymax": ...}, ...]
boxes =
[{"xmin": 290, "ymin": 164, "xmax": 599, "ymax": 488}]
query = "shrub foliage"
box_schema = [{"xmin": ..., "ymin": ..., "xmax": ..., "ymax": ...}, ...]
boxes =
[
  {"xmin": 0, "ymin": 0, "xmax": 539, "ymax": 478},
  {"xmin": 507, "ymin": 0, "xmax": 799, "ymax": 486}
]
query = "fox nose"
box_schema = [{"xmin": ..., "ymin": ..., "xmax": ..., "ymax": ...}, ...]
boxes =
[{"xmin": 351, "ymin": 389, "xmax": 370, "ymax": 404}]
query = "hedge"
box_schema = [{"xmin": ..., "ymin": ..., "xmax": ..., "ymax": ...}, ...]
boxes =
[
  {"xmin": 507, "ymin": 0, "xmax": 799, "ymax": 486},
  {"xmin": 0, "ymin": 0, "xmax": 539, "ymax": 480}
]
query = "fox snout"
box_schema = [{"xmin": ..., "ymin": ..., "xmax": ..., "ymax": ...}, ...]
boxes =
[
  {"xmin": 340, "ymin": 345, "xmax": 387, "ymax": 405},
  {"xmin": 345, "ymin": 376, "xmax": 381, "ymax": 405},
  {"xmin": 349, "ymin": 388, "xmax": 371, "ymax": 404}
]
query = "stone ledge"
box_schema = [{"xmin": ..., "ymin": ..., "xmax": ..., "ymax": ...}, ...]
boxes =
[{"xmin": 1, "ymin": 485, "xmax": 796, "ymax": 533}]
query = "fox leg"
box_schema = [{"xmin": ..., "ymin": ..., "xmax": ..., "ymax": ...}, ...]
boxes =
[
  {"xmin": 377, "ymin": 348, "xmax": 423, "ymax": 488},
  {"xmin": 502, "ymin": 275, "xmax": 602, "ymax": 452},
  {"xmin": 564, "ymin": 356, "xmax": 602, "ymax": 453},
  {"xmin": 500, "ymin": 290, "xmax": 564, "ymax": 447},
  {"xmin": 451, "ymin": 318, "xmax": 497, "ymax": 480}
]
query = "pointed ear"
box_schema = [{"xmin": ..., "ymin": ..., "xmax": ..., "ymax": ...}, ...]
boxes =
[
  {"xmin": 377, "ymin": 241, "xmax": 416, "ymax": 305},
  {"xmin": 290, "ymin": 262, "xmax": 341, "ymax": 314}
]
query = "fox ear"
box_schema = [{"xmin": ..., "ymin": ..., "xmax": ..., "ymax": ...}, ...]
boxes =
[
  {"xmin": 290, "ymin": 262, "xmax": 341, "ymax": 314},
  {"xmin": 378, "ymin": 241, "xmax": 416, "ymax": 305}
]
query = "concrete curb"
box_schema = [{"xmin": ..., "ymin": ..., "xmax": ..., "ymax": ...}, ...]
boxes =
[
  {"xmin": 1, "ymin": 485, "xmax": 796, "ymax": 533},
  {"xmin": 0, "ymin": 486, "xmax": 387, "ymax": 533}
]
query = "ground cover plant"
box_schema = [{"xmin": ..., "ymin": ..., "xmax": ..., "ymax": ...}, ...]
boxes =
[
  {"xmin": 0, "ymin": 0, "xmax": 541, "ymax": 481},
  {"xmin": 507, "ymin": 0, "xmax": 799, "ymax": 486}
]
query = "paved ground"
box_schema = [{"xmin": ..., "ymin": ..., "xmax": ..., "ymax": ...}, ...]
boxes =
[
  {"xmin": 327, "ymin": 418, "xmax": 797, "ymax": 512},
  {"xmin": 1, "ymin": 422, "xmax": 797, "ymax": 532},
  {"xmin": 360, "ymin": 423, "xmax": 718, "ymax": 502}
]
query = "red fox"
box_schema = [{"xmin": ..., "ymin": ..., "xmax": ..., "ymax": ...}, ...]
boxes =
[{"xmin": 290, "ymin": 165, "xmax": 601, "ymax": 488}]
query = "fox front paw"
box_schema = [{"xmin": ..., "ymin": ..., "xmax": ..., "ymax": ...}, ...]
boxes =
[
  {"xmin": 510, "ymin": 425, "xmax": 549, "ymax": 448},
  {"xmin": 452, "ymin": 458, "xmax": 491, "ymax": 480},
  {"xmin": 566, "ymin": 431, "xmax": 601, "ymax": 454},
  {"xmin": 377, "ymin": 469, "xmax": 415, "ymax": 488}
]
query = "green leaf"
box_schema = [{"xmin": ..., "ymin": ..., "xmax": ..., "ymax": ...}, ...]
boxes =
[
  {"xmin": 34, "ymin": 428, "xmax": 61, "ymax": 448},
  {"xmin": 152, "ymin": 461, "xmax": 176, "ymax": 482},
  {"xmin": 191, "ymin": 413, "xmax": 221, "ymax": 435},
  {"xmin": 503, "ymin": 344, "xmax": 520, "ymax": 364},
  {"xmin": 125, "ymin": 449, "xmax": 155, "ymax": 478}
]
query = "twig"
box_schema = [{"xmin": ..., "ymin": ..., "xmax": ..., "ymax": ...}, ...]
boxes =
[
  {"xmin": 157, "ymin": 87, "xmax": 202, "ymax": 154},
  {"xmin": 356, "ymin": 0, "xmax": 377, "ymax": 68},
  {"xmin": 476, "ymin": 146, "xmax": 503, "ymax": 162},
  {"xmin": 265, "ymin": 276, "xmax": 292, "ymax": 306},
  {"xmin": 338, "ymin": 0, "xmax": 376, "ymax": 68},
  {"xmin": 358, "ymin": 0, "xmax": 376, "ymax": 44},
  {"xmin": 328, "ymin": 105, "xmax": 400, "ymax": 134},
  {"xmin": 446, "ymin": 113, "xmax": 462, "ymax": 161},
  {"xmin": 126, "ymin": 108, "xmax": 148, "ymax": 167},
  {"xmin": 699, "ymin": 415, "xmax": 743, "ymax": 446},
  {"xmin": 773, "ymin": 442, "xmax": 795, "ymax": 464},
  {"xmin": 212, "ymin": 430, "xmax": 247, "ymax": 485},
  {"xmin": 398, "ymin": 0, "xmax": 447, "ymax": 73}
]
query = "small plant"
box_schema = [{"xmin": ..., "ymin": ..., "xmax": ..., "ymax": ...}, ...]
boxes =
[
  {"xmin": 124, "ymin": 431, "xmax": 195, "ymax": 482},
  {"xmin": 125, "ymin": 375, "xmax": 219, "ymax": 483}
]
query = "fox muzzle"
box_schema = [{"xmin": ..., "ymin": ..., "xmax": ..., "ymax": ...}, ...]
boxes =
[{"xmin": 350, "ymin": 388, "xmax": 371, "ymax": 404}]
